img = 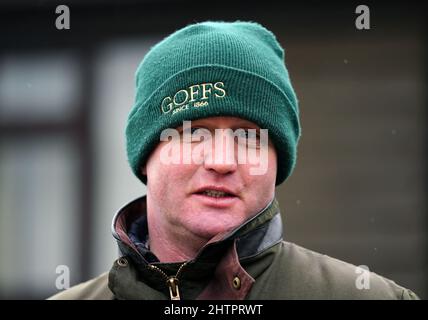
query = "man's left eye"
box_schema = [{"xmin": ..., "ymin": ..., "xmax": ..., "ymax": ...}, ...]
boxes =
[
  {"xmin": 235, "ymin": 129, "xmax": 260, "ymax": 146},
  {"xmin": 182, "ymin": 127, "xmax": 205, "ymax": 135},
  {"xmin": 236, "ymin": 128, "xmax": 258, "ymax": 138}
]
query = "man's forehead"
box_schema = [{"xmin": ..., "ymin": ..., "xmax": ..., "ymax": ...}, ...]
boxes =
[{"xmin": 176, "ymin": 117, "xmax": 261, "ymax": 129}]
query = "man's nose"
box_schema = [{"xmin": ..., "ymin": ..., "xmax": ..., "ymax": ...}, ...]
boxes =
[{"xmin": 202, "ymin": 130, "xmax": 238, "ymax": 175}]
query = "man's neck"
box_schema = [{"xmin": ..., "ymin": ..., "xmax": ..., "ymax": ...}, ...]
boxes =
[{"xmin": 147, "ymin": 221, "xmax": 207, "ymax": 263}]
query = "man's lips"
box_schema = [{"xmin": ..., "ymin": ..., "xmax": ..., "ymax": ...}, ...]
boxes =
[
  {"xmin": 192, "ymin": 185, "xmax": 239, "ymax": 197},
  {"xmin": 191, "ymin": 186, "xmax": 240, "ymax": 208},
  {"xmin": 191, "ymin": 193, "xmax": 238, "ymax": 208}
]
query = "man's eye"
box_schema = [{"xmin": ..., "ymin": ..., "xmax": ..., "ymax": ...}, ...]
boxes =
[
  {"xmin": 181, "ymin": 127, "xmax": 211, "ymax": 143},
  {"xmin": 236, "ymin": 129, "xmax": 260, "ymax": 147},
  {"xmin": 236, "ymin": 128, "xmax": 258, "ymax": 138},
  {"xmin": 192, "ymin": 127, "xmax": 206, "ymax": 135},
  {"xmin": 182, "ymin": 127, "xmax": 205, "ymax": 135}
]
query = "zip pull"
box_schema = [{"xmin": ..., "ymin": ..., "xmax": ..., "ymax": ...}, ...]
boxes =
[
  {"xmin": 167, "ymin": 277, "xmax": 180, "ymax": 300},
  {"xmin": 148, "ymin": 262, "xmax": 187, "ymax": 300}
]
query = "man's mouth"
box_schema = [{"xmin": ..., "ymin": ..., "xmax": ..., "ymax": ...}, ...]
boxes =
[
  {"xmin": 199, "ymin": 190, "xmax": 233, "ymax": 198},
  {"xmin": 193, "ymin": 186, "xmax": 238, "ymax": 198},
  {"xmin": 192, "ymin": 186, "xmax": 239, "ymax": 208}
]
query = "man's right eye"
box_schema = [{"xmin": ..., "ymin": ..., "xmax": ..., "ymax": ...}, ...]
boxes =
[
  {"xmin": 182, "ymin": 127, "xmax": 204, "ymax": 135},
  {"xmin": 235, "ymin": 128, "xmax": 260, "ymax": 148},
  {"xmin": 181, "ymin": 127, "xmax": 212, "ymax": 143}
]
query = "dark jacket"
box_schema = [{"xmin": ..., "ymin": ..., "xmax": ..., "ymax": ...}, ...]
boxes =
[{"xmin": 49, "ymin": 196, "xmax": 419, "ymax": 300}]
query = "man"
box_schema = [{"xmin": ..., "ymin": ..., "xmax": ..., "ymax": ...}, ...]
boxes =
[{"xmin": 50, "ymin": 21, "xmax": 419, "ymax": 300}]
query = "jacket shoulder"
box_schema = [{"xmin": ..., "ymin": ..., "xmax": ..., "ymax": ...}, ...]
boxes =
[
  {"xmin": 48, "ymin": 272, "xmax": 113, "ymax": 300},
  {"xmin": 271, "ymin": 241, "xmax": 419, "ymax": 299}
]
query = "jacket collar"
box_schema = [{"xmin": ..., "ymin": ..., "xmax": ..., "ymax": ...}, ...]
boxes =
[
  {"xmin": 110, "ymin": 195, "xmax": 283, "ymax": 299},
  {"xmin": 111, "ymin": 195, "xmax": 283, "ymax": 263}
]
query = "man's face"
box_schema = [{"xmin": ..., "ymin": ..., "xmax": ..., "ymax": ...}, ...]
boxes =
[{"xmin": 143, "ymin": 116, "xmax": 277, "ymax": 241}]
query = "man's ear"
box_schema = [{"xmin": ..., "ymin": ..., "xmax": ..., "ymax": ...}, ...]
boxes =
[{"xmin": 141, "ymin": 165, "xmax": 147, "ymax": 175}]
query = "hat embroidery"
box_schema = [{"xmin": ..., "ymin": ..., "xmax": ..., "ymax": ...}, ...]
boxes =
[{"xmin": 160, "ymin": 81, "xmax": 226, "ymax": 115}]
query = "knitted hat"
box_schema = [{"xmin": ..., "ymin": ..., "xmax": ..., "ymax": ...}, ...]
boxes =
[{"xmin": 126, "ymin": 21, "xmax": 301, "ymax": 185}]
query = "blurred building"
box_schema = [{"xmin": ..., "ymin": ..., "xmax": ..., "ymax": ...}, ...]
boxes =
[{"xmin": 0, "ymin": 1, "xmax": 426, "ymax": 299}]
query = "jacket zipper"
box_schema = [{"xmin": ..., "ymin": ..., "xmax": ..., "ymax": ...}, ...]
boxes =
[{"xmin": 147, "ymin": 262, "xmax": 188, "ymax": 300}]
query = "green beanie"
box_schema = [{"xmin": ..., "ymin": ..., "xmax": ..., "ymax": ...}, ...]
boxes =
[{"xmin": 126, "ymin": 21, "xmax": 301, "ymax": 185}]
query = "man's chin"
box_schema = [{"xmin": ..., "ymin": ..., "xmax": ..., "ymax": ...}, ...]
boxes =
[{"xmin": 187, "ymin": 220, "xmax": 242, "ymax": 241}]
